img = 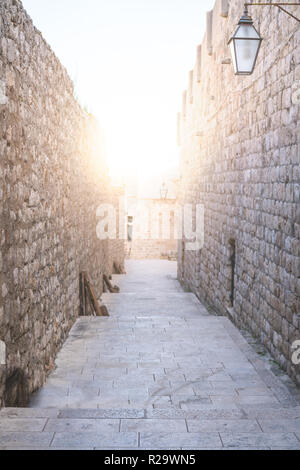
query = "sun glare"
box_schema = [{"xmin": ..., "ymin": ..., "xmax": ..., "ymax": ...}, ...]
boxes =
[
  {"xmin": 21, "ymin": 0, "xmax": 216, "ymax": 185},
  {"xmin": 102, "ymin": 103, "xmax": 179, "ymax": 183}
]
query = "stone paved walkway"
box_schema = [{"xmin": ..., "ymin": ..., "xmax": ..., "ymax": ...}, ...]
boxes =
[{"xmin": 0, "ymin": 260, "xmax": 300, "ymax": 449}]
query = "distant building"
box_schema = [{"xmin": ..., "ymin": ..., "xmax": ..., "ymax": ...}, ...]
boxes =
[{"xmin": 125, "ymin": 171, "xmax": 179, "ymax": 260}]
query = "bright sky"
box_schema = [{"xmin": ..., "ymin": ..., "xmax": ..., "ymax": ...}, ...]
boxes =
[{"xmin": 22, "ymin": 0, "xmax": 216, "ymax": 181}]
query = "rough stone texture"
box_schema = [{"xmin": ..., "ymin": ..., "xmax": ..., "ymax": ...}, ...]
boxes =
[
  {"xmin": 178, "ymin": 0, "xmax": 300, "ymax": 386},
  {"xmin": 0, "ymin": 0, "xmax": 125, "ymax": 407}
]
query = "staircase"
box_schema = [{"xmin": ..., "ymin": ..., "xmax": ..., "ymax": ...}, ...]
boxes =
[{"xmin": 0, "ymin": 261, "xmax": 299, "ymax": 450}]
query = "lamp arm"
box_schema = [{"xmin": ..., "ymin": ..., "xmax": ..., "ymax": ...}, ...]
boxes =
[{"xmin": 245, "ymin": 3, "xmax": 300, "ymax": 22}]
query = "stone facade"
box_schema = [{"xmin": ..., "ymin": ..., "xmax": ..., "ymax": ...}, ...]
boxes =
[
  {"xmin": 126, "ymin": 198, "xmax": 178, "ymax": 260},
  {"xmin": 0, "ymin": 0, "xmax": 124, "ymax": 407},
  {"xmin": 178, "ymin": 0, "xmax": 300, "ymax": 385},
  {"xmin": 124, "ymin": 175, "xmax": 179, "ymax": 260}
]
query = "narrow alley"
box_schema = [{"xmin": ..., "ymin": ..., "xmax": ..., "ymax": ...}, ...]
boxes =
[{"xmin": 0, "ymin": 261, "xmax": 299, "ymax": 450}]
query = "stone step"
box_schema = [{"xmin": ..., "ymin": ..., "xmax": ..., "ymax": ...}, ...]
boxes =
[
  {"xmin": 101, "ymin": 293, "xmax": 202, "ymax": 305},
  {"xmin": 2, "ymin": 405, "xmax": 300, "ymax": 420}
]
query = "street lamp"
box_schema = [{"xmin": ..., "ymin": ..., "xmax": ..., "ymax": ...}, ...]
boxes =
[
  {"xmin": 160, "ymin": 181, "xmax": 168, "ymax": 200},
  {"xmin": 228, "ymin": 6, "xmax": 262, "ymax": 75},
  {"xmin": 229, "ymin": 3, "xmax": 300, "ymax": 76}
]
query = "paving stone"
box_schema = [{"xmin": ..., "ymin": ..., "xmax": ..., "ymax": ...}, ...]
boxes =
[
  {"xmin": 0, "ymin": 408, "xmax": 59, "ymax": 418},
  {"xmin": 221, "ymin": 432, "xmax": 300, "ymax": 449},
  {"xmin": 94, "ymin": 447, "xmax": 143, "ymax": 450},
  {"xmin": 209, "ymin": 390, "xmax": 239, "ymax": 397},
  {"xmin": 21, "ymin": 260, "xmax": 300, "ymax": 450},
  {"xmin": 241, "ymin": 406, "xmax": 300, "ymax": 419},
  {"xmin": 140, "ymin": 432, "xmax": 222, "ymax": 448},
  {"xmin": 120, "ymin": 419, "xmax": 187, "ymax": 432},
  {"xmin": 187, "ymin": 419, "xmax": 261, "ymax": 433},
  {"xmin": 138, "ymin": 447, "xmax": 182, "ymax": 450},
  {"xmin": 51, "ymin": 432, "xmax": 138, "ymax": 448},
  {"xmin": 180, "ymin": 446, "xmax": 227, "ymax": 450},
  {"xmin": 211, "ymin": 395, "xmax": 279, "ymax": 406},
  {"xmin": 66, "ymin": 399, "xmax": 102, "ymax": 409},
  {"xmin": 84, "ymin": 368, "xmax": 128, "ymax": 378},
  {"xmin": 97, "ymin": 400, "xmax": 130, "ymax": 408},
  {"xmin": 181, "ymin": 404, "xmax": 242, "ymax": 412},
  {"xmin": 270, "ymin": 445, "xmax": 300, "ymax": 450},
  {"xmin": 176, "ymin": 396, "xmax": 212, "ymax": 407},
  {"xmin": 58, "ymin": 409, "xmax": 145, "ymax": 419},
  {"xmin": 44, "ymin": 418, "xmax": 120, "ymax": 433},
  {"xmin": 0, "ymin": 447, "xmax": 63, "ymax": 450},
  {"xmin": 0, "ymin": 432, "xmax": 54, "ymax": 447},
  {"xmin": 148, "ymin": 385, "xmax": 196, "ymax": 396},
  {"xmin": 236, "ymin": 389, "xmax": 276, "ymax": 398},
  {"xmin": 147, "ymin": 408, "xmax": 246, "ymax": 419},
  {"xmin": 29, "ymin": 396, "xmax": 71, "ymax": 408},
  {"xmin": 0, "ymin": 418, "xmax": 47, "ymax": 432},
  {"xmin": 189, "ymin": 446, "xmax": 272, "ymax": 450},
  {"xmin": 208, "ymin": 382, "xmax": 239, "ymax": 391},
  {"xmin": 68, "ymin": 387, "xmax": 100, "ymax": 398},
  {"xmin": 258, "ymin": 420, "xmax": 300, "ymax": 433},
  {"xmin": 114, "ymin": 381, "xmax": 154, "ymax": 390}
]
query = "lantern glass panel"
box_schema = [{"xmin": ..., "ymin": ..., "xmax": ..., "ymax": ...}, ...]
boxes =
[
  {"xmin": 234, "ymin": 24, "xmax": 260, "ymax": 39},
  {"xmin": 229, "ymin": 14, "xmax": 262, "ymax": 75},
  {"xmin": 234, "ymin": 37, "xmax": 261, "ymax": 73}
]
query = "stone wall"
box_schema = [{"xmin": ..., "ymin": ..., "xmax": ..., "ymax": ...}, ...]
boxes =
[
  {"xmin": 178, "ymin": 0, "xmax": 300, "ymax": 385},
  {"xmin": 0, "ymin": 0, "xmax": 124, "ymax": 406},
  {"xmin": 110, "ymin": 185, "xmax": 127, "ymax": 271}
]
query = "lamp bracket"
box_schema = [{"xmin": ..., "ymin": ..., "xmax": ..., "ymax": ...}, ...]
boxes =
[{"xmin": 244, "ymin": 3, "xmax": 300, "ymax": 22}]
